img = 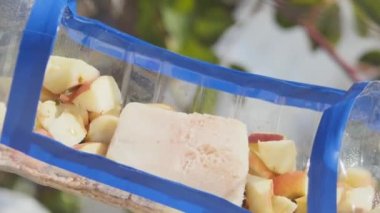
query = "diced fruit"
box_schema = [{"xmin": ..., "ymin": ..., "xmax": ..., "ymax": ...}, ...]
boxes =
[
  {"xmin": 87, "ymin": 115, "xmax": 118, "ymax": 144},
  {"xmin": 272, "ymin": 196, "xmax": 297, "ymax": 213},
  {"xmin": 246, "ymin": 175, "xmax": 274, "ymax": 213},
  {"xmin": 257, "ymin": 140, "xmax": 297, "ymax": 174},
  {"xmin": 66, "ymin": 82, "xmax": 91, "ymax": 101},
  {"xmin": 338, "ymin": 186, "xmax": 375, "ymax": 212},
  {"xmin": 74, "ymin": 142, "xmax": 108, "ymax": 156},
  {"xmin": 273, "ymin": 171, "xmax": 308, "ymax": 199},
  {"xmin": 40, "ymin": 88, "xmax": 58, "ymax": 102},
  {"xmin": 249, "ymin": 143, "xmax": 258, "ymax": 152},
  {"xmin": 36, "ymin": 101, "xmax": 59, "ymax": 129},
  {"xmin": 340, "ymin": 167, "xmax": 375, "ymax": 188},
  {"xmin": 106, "ymin": 105, "xmax": 122, "ymax": 116},
  {"xmin": 249, "ymin": 148, "xmax": 275, "ymax": 178},
  {"xmin": 149, "ymin": 103, "xmax": 174, "ymax": 111},
  {"xmin": 88, "ymin": 104, "xmax": 122, "ymax": 121},
  {"xmin": 43, "ymin": 56, "xmax": 100, "ymax": 94},
  {"xmin": 295, "ymin": 196, "xmax": 307, "ymax": 213},
  {"xmin": 0, "ymin": 102, "xmax": 6, "ymax": 134},
  {"xmin": 58, "ymin": 104, "xmax": 89, "ymax": 126},
  {"xmin": 249, "ymin": 133, "xmax": 284, "ymax": 143},
  {"xmin": 47, "ymin": 112, "xmax": 87, "ymax": 147},
  {"xmin": 73, "ymin": 76, "xmax": 122, "ymax": 113}
]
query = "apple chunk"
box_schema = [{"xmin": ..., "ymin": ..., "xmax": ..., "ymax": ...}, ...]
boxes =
[
  {"xmin": 295, "ymin": 196, "xmax": 307, "ymax": 213},
  {"xmin": 340, "ymin": 167, "xmax": 375, "ymax": 188},
  {"xmin": 46, "ymin": 112, "xmax": 87, "ymax": 147},
  {"xmin": 272, "ymin": 196, "xmax": 297, "ymax": 213},
  {"xmin": 58, "ymin": 104, "xmax": 89, "ymax": 126},
  {"xmin": 246, "ymin": 174, "xmax": 274, "ymax": 213},
  {"xmin": 257, "ymin": 140, "xmax": 297, "ymax": 174},
  {"xmin": 0, "ymin": 102, "xmax": 6, "ymax": 134},
  {"xmin": 87, "ymin": 115, "xmax": 119, "ymax": 144},
  {"xmin": 338, "ymin": 186, "xmax": 375, "ymax": 212},
  {"xmin": 249, "ymin": 146, "xmax": 275, "ymax": 178},
  {"xmin": 88, "ymin": 104, "xmax": 122, "ymax": 122},
  {"xmin": 74, "ymin": 142, "xmax": 108, "ymax": 156},
  {"xmin": 273, "ymin": 171, "xmax": 308, "ymax": 200},
  {"xmin": 44, "ymin": 56, "xmax": 100, "ymax": 94},
  {"xmin": 36, "ymin": 100, "xmax": 59, "ymax": 130},
  {"xmin": 73, "ymin": 76, "xmax": 122, "ymax": 113}
]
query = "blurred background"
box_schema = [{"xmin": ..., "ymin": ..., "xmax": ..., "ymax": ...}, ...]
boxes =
[{"xmin": 2, "ymin": 0, "xmax": 380, "ymax": 212}]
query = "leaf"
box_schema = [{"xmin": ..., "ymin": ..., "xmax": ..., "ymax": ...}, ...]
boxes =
[
  {"xmin": 230, "ymin": 64, "xmax": 248, "ymax": 72},
  {"xmin": 136, "ymin": 1, "xmax": 166, "ymax": 47},
  {"xmin": 290, "ymin": 0, "xmax": 323, "ymax": 7},
  {"xmin": 193, "ymin": 7, "xmax": 233, "ymax": 44},
  {"xmin": 165, "ymin": 0, "xmax": 195, "ymax": 14},
  {"xmin": 358, "ymin": 50, "xmax": 380, "ymax": 79},
  {"xmin": 316, "ymin": 3, "xmax": 341, "ymax": 46},
  {"xmin": 161, "ymin": 5, "xmax": 191, "ymax": 50},
  {"xmin": 359, "ymin": 50, "xmax": 380, "ymax": 67},
  {"xmin": 178, "ymin": 38, "xmax": 218, "ymax": 63},
  {"xmin": 275, "ymin": 9, "xmax": 297, "ymax": 29},
  {"xmin": 353, "ymin": 0, "xmax": 380, "ymax": 26},
  {"xmin": 353, "ymin": 3, "xmax": 370, "ymax": 37},
  {"xmin": 35, "ymin": 186, "xmax": 80, "ymax": 213}
]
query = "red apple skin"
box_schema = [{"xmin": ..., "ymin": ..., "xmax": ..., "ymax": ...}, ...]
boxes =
[
  {"xmin": 59, "ymin": 94, "xmax": 71, "ymax": 103},
  {"xmin": 69, "ymin": 82, "xmax": 91, "ymax": 100},
  {"xmin": 58, "ymin": 82, "xmax": 92, "ymax": 104},
  {"xmin": 248, "ymin": 133, "xmax": 284, "ymax": 143},
  {"xmin": 273, "ymin": 171, "xmax": 308, "ymax": 200},
  {"xmin": 249, "ymin": 151, "xmax": 276, "ymax": 178}
]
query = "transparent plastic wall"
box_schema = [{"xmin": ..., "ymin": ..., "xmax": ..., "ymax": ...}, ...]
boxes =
[
  {"xmin": 28, "ymin": 23, "xmax": 325, "ymax": 211},
  {"xmin": 52, "ymin": 25, "xmax": 323, "ymax": 165},
  {"xmin": 0, "ymin": 0, "xmax": 34, "ymax": 102},
  {"xmin": 338, "ymin": 82, "xmax": 380, "ymax": 212}
]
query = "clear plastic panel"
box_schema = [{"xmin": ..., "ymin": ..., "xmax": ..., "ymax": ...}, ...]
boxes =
[
  {"xmin": 0, "ymin": 0, "xmax": 34, "ymax": 135},
  {"xmin": 27, "ymin": 22, "xmax": 325, "ymax": 212},
  {"xmin": 238, "ymin": 97, "xmax": 321, "ymax": 170},
  {"xmin": 339, "ymin": 81, "xmax": 380, "ymax": 212}
]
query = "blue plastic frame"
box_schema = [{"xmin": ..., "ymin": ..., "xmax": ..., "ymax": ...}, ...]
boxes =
[
  {"xmin": 0, "ymin": 0, "xmax": 370, "ymax": 212},
  {"xmin": 308, "ymin": 82, "xmax": 369, "ymax": 213}
]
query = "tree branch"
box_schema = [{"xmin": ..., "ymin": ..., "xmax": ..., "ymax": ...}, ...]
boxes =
[
  {"xmin": 301, "ymin": 22, "xmax": 361, "ymax": 82},
  {"xmin": 273, "ymin": 0, "xmax": 361, "ymax": 82}
]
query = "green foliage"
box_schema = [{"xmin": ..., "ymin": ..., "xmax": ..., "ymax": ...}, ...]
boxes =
[
  {"xmin": 316, "ymin": 3, "xmax": 341, "ymax": 46},
  {"xmin": 230, "ymin": 64, "xmax": 248, "ymax": 72},
  {"xmin": 353, "ymin": 0, "xmax": 380, "ymax": 26},
  {"xmin": 136, "ymin": 0, "xmax": 235, "ymax": 113},
  {"xmin": 359, "ymin": 50, "xmax": 380, "ymax": 67},
  {"xmin": 135, "ymin": 1, "xmax": 166, "ymax": 47},
  {"xmin": 0, "ymin": 172, "xmax": 18, "ymax": 189},
  {"xmin": 353, "ymin": 3, "xmax": 370, "ymax": 37},
  {"xmin": 290, "ymin": 0, "xmax": 323, "ymax": 7},
  {"xmin": 35, "ymin": 186, "xmax": 80, "ymax": 213},
  {"xmin": 0, "ymin": 171, "xmax": 78, "ymax": 213},
  {"xmin": 158, "ymin": 0, "xmax": 233, "ymax": 61},
  {"xmin": 275, "ymin": 10, "xmax": 297, "ymax": 29}
]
